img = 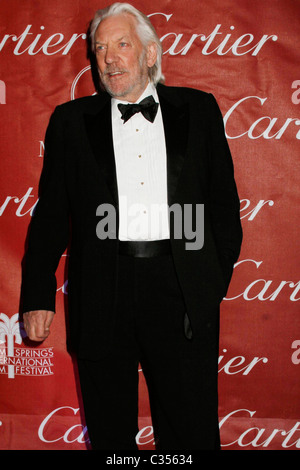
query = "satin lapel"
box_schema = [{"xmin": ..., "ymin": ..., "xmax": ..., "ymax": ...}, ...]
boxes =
[
  {"xmin": 158, "ymin": 87, "xmax": 189, "ymax": 206},
  {"xmin": 84, "ymin": 97, "xmax": 119, "ymax": 205}
]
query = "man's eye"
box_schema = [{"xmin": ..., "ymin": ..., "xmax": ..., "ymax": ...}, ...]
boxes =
[
  {"xmin": 120, "ymin": 42, "xmax": 128, "ymax": 47},
  {"xmin": 96, "ymin": 45, "xmax": 105, "ymax": 52}
]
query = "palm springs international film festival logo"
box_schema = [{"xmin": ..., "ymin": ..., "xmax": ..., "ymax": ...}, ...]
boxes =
[{"xmin": 0, "ymin": 313, "xmax": 54, "ymax": 379}]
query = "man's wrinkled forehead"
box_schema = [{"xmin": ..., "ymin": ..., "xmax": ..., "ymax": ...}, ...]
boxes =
[{"xmin": 95, "ymin": 13, "xmax": 139, "ymax": 44}]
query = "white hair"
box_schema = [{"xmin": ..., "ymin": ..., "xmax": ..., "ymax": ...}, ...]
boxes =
[{"xmin": 89, "ymin": 2, "xmax": 164, "ymax": 85}]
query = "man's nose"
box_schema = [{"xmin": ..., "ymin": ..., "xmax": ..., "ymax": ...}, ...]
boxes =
[{"xmin": 105, "ymin": 45, "xmax": 118, "ymax": 64}]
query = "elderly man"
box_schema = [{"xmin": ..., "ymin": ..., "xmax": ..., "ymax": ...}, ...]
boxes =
[{"xmin": 21, "ymin": 3, "xmax": 242, "ymax": 450}]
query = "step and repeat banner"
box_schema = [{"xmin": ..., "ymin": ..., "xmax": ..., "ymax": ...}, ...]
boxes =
[{"xmin": 0, "ymin": 0, "xmax": 299, "ymax": 450}]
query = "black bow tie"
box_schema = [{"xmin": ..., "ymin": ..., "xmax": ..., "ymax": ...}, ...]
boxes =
[{"xmin": 118, "ymin": 95, "xmax": 159, "ymax": 124}]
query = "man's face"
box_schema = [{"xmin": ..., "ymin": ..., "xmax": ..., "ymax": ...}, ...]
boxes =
[{"xmin": 95, "ymin": 14, "xmax": 156, "ymax": 102}]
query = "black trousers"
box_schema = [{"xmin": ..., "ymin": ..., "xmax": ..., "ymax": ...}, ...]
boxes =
[{"xmin": 77, "ymin": 253, "xmax": 220, "ymax": 450}]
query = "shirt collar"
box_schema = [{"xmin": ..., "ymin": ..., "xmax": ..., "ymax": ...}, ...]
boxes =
[{"xmin": 112, "ymin": 81, "xmax": 158, "ymax": 113}]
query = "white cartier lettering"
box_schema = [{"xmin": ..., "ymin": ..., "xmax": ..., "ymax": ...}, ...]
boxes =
[
  {"xmin": 224, "ymin": 95, "xmax": 300, "ymax": 140},
  {"xmin": 0, "ymin": 15, "xmax": 277, "ymax": 57},
  {"xmin": 225, "ymin": 259, "xmax": 300, "ymax": 302}
]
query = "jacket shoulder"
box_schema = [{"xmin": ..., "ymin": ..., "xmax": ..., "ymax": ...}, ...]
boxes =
[
  {"xmin": 53, "ymin": 93, "xmax": 110, "ymax": 117},
  {"xmin": 157, "ymin": 83, "xmax": 213, "ymax": 104}
]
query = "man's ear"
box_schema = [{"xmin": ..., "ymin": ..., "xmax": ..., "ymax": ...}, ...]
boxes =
[{"xmin": 146, "ymin": 42, "xmax": 157, "ymax": 68}]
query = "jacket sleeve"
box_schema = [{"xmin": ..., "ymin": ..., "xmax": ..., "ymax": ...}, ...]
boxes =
[
  {"xmin": 206, "ymin": 93, "xmax": 243, "ymax": 290},
  {"xmin": 20, "ymin": 106, "xmax": 70, "ymax": 314}
]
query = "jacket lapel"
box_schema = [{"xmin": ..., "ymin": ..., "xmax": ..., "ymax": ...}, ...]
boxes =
[
  {"xmin": 157, "ymin": 85, "xmax": 189, "ymax": 206},
  {"xmin": 84, "ymin": 95, "xmax": 119, "ymax": 205}
]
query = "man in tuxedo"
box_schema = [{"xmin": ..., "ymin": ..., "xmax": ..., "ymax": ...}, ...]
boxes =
[{"xmin": 21, "ymin": 3, "xmax": 242, "ymax": 450}]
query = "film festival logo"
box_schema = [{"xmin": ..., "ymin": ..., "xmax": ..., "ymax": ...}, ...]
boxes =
[{"xmin": 0, "ymin": 313, "xmax": 54, "ymax": 379}]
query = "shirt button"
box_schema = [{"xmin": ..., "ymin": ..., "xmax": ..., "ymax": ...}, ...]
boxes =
[
  {"xmin": 140, "ymin": 182, "xmax": 144, "ymax": 185},
  {"xmin": 138, "ymin": 155, "xmax": 142, "ymax": 158}
]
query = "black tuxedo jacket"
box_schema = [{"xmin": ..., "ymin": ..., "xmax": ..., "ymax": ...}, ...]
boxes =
[{"xmin": 21, "ymin": 84, "xmax": 242, "ymax": 359}]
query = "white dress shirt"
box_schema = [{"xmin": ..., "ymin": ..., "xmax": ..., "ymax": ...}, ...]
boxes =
[{"xmin": 111, "ymin": 82, "xmax": 170, "ymax": 241}]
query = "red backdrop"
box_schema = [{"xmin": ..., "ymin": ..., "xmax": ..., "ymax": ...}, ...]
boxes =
[{"xmin": 0, "ymin": 0, "xmax": 299, "ymax": 450}]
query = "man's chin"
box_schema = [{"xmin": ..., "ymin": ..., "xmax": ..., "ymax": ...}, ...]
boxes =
[
  {"xmin": 104, "ymin": 86, "xmax": 138, "ymax": 102},
  {"xmin": 102, "ymin": 81, "xmax": 128, "ymax": 99},
  {"xmin": 100, "ymin": 75, "xmax": 147, "ymax": 102}
]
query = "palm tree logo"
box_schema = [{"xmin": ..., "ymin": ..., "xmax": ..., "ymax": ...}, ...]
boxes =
[{"xmin": 0, "ymin": 313, "xmax": 25, "ymax": 378}]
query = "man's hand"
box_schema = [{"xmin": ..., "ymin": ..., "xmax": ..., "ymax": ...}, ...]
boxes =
[{"xmin": 23, "ymin": 310, "xmax": 55, "ymax": 342}]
